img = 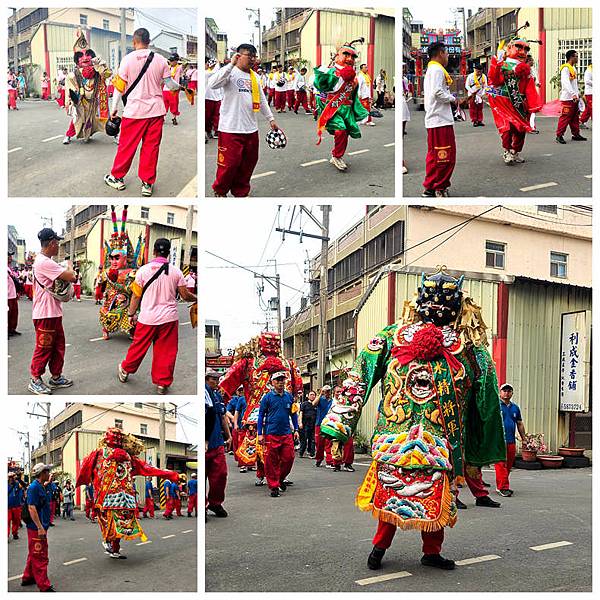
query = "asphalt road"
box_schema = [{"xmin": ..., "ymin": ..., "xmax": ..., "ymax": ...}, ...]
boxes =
[
  {"xmin": 402, "ymin": 102, "xmax": 592, "ymax": 198},
  {"xmin": 205, "ymin": 107, "xmax": 395, "ymax": 197},
  {"xmin": 8, "ymin": 297, "xmax": 197, "ymax": 396},
  {"xmin": 8, "ymin": 511, "xmax": 197, "ymax": 592},
  {"xmin": 7, "ymin": 98, "xmax": 197, "ymax": 198},
  {"xmin": 206, "ymin": 454, "xmax": 592, "ymax": 592}
]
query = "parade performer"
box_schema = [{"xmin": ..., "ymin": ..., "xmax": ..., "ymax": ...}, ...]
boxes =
[
  {"xmin": 555, "ymin": 50, "xmax": 587, "ymax": 144},
  {"xmin": 465, "ymin": 65, "xmax": 487, "ymax": 126},
  {"xmin": 63, "ymin": 29, "xmax": 112, "ymax": 145},
  {"xmin": 580, "ymin": 63, "xmax": 592, "ymax": 127},
  {"xmin": 205, "ymin": 60, "xmax": 222, "ymax": 140},
  {"xmin": 267, "ymin": 67, "xmax": 277, "ymax": 106},
  {"xmin": 313, "ymin": 38, "xmax": 369, "ymax": 171},
  {"xmin": 293, "ymin": 67, "xmax": 311, "ymax": 114},
  {"xmin": 286, "ymin": 66, "xmax": 296, "ymax": 111},
  {"xmin": 487, "ymin": 35, "xmax": 542, "ymax": 164},
  {"xmin": 319, "ymin": 267, "xmax": 505, "ymax": 571},
  {"xmin": 76, "ymin": 427, "xmax": 179, "ymax": 558},
  {"xmin": 357, "ymin": 63, "xmax": 375, "ymax": 126},
  {"xmin": 219, "ymin": 332, "xmax": 303, "ymax": 485},
  {"xmin": 163, "ymin": 53, "xmax": 182, "ymax": 125},
  {"xmin": 98, "ymin": 205, "xmax": 143, "ymax": 340}
]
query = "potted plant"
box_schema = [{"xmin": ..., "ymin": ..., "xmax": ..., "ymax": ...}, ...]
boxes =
[{"xmin": 521, "ymin": 433, "xmax": 547, "ymax": 462}]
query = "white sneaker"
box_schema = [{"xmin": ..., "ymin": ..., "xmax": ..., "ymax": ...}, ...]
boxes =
[
  {"xmin": 503, "ymin": 150, "xmax": 514, "ymax": 165},
  {"xmin": 366, "ymin": 121, "xmax": 376, "ymax": 126},
  {"xmin": 402, "ymin": 165, "xmax": 408, "ymax": 174},
  {"xmin": 62, "ymin": 136, "xmax": 71, "ymax": 145},
  {"xmin": 329, "ymin": 156, "xmax": 347, "ymax": 171},
  {"xmin": 104, "ymin": 174, "xmax": 126, "ymax": 190},
  {"xmin": 511, "ymin": 150, "xmax": 525, "ymax": 163}
]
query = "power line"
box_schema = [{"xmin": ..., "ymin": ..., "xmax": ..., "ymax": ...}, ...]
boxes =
[
  {"xmin": 501, "ymin": 206, "xmax": 592, "ymax": 226},
  {"xmin": 256, "ymin": 207, "xmax": 280, "ymax": 270}
]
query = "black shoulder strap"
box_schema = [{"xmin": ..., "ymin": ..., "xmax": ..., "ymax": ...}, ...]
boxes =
[
  {"xmin": 122, "ymin": 51, "xmax": 155, "ymax": 107},
  {"xmin": 140, "ymin": 262, "xmax": 169, "ymax": 299}
]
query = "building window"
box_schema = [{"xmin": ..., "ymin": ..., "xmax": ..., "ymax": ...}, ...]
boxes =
[
  {"xmin": 485, "ymin": 241, "xmax": 506, "ymax": 269},
  {"xmin": 550, "ymin": 252, "xmax": 568, "ymax": 278},
  {"xmin": 538, "ymin": 205, "xmax": 558, "ymax": 214},
  {"xmin": 134, "ymin": 402, "xmax": 143, "ymax": 408},
  {"xmin": 364, "ymin": 221, "xmax": 405, "ymax": 271},
  {"xmin": 141, "ymin": 206, "xmax": 150, "ymax": 219},
  {"xmin": 170, "ymin": 46, "xmax": 178, "ymax": 54},
  {"xmin": 558, "ymin": 39, "xmax": 592, "ymax": 73},
  {"xmin": 80, "ymin": 14, "xmax": 88, "ymax": 26},
  {"xmin": 167, "ymin": 212, "xmax": 175, "ymax": 225},
  {"xmin": 140, "ymin": 423, "xmax": 148, "ymax": 435},
  {"xmin": 114, "ymin": 419, "xmax": 123, "ymax": 430},
  {"xmin": 103, "ymin": 19, "xmax": 110, "ymax": 30}
]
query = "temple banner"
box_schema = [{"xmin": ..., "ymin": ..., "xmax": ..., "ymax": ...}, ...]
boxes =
[{"xmin": 559, "ymin": 310, "xmax": 591, "ymax": 412}]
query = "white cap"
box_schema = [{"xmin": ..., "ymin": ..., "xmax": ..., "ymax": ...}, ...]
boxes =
[
  {"xmin": 271, "ymin": 371, "xmax": 287, "ymax": 381},
  {"xmin": 32, "ymin": 463, "xmax": 52, "ymax": 476}
]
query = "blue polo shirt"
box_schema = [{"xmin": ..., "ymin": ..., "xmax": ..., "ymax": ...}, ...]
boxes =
[
  {"xmin": 169, "ymin": 481, "xmax": 180, "ymax": 499},
  {"xmin": 86, "ymin": 484, "xmax": 94, "ymax": 500},
  {"xmin": 8, "ymin": 482, "xmax": 24, "ymax": 508},
  {"xmin": 233, "ymin": 396, "xmax": 247, "ymax": 427},
  {"xmin": 206, "ymin": 384, "xmax": 226, "ymax": 449},
  {"xmin": 500, "ymin": 401, "xmax": 522, "ymax": 443},
  {"xmin": 187, "ymin": 478, "xmax": 198, "ymax": 495},
  {"xmin": 257, "ymin": 390, "xmax": 298, "ymax": 436},
  {"xmin": 145, "ymin": 481, "xmax": 154, "ymax": 499},
  {"xmin": 316, "ymin": 395, "xmax": 333, "ymax": 425},
  {"xmin": 26, "ymin": 480, "xmax": 51, "ymax": 531}
]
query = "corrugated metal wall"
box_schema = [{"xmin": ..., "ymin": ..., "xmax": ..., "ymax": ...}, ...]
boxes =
[
  {"xmin": 374, "ymin": 16, "xmax": 395, "ymax": 86},
  {"xmin": 505, "ymin": 281, "xmax": 592, "ymax": 453}
]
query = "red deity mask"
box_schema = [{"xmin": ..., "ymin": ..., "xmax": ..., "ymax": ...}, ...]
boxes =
[
  {"xmin": 506, "ymin": 40, "xmax": 530, "ymax": 62},
  {"xmin": 258, "ymin": 332, "xmax": 281, "ymax": 356}
]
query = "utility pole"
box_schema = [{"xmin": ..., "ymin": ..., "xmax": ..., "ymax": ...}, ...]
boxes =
[
  {"xmin": 27, "ymin": 403, "xmax": 52, "ymax": 467},
  {"xmin": 184, "ymin": 205, "xmax": 194, "ymax": 271},
  {"xmin": 159, "ymin": 403, "xmax": 167, "ymax": 470},
  {"xmin": 280, "ymin": 7, "xmax": 286, "ymax": 65},
  {"xmin": 120, "ymin": 8, "xmax": 127, "ymax": 62},
  {"xmin": 255, "ymin": 259, "xmax": 282, "ymax": 334}
]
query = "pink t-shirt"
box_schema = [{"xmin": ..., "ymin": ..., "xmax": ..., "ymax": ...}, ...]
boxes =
[
  {"xmin": 118, "ymin": 49, "xmax": 171, "ymax": 119},
  {"xmin": 135, "ymin": 258, "xmax": 186, "ymax": 326},
  {"xmin": 7, "ymin": 268, "xmax": 17, "ymax": 300},
  {"xmin": 163, "ymin": 64, "xmax": 182, "ymax": 91},
  {"xmin": 32, "ymin": 254, "xmax": 66, "ymax": 320}
]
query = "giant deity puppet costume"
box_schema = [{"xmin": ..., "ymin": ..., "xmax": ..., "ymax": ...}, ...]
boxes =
[
  {"xmin": 486, "ymin": 24, "xmax": 543, "ymax": 165},
  {"xmin": 63, "ymin": 28, "xmax": 112, "ymax": 145},
  {"xmin": 219, "ymin": 332, "xmax": 303, "ymax": 484},
  {"xmin": 313, "ymin": 38, "xmax": 370, "ymax": 172},
  {"xmin": 320, "ymin": 267, "xmax": 506, "ymax": 570},
  {"xmin": 76, "ymin": 427, "xmax": 179, "ymax": 558},
  {"xmin": 98, "ymin": 206, "xmax": 144, "ymax": 340}
]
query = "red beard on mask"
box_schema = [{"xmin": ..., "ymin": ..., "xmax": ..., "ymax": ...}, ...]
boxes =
[
  {"xmin": 80, "ymin": 65, "xmax": 95, "ymax": 79},
  {"xmin": 107, "ymin": 268, "xmax": 119, "ymax": 282}
]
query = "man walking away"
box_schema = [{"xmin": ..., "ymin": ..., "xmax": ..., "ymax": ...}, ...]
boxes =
[
  {"xmin": 85, "ymin": 483, "xmax": 95, "ymax": 521},
  {"xmin": 143, "ymin": 477, "xmax": 155, "ymax": 518},
  {"xmin": 163, "ymin": 53, "xmax": 182, "ymax": 125},
  {"xmin": 8, "ymin": 472, "xmax": 24, "ymax": 540},
  {"xmin": 580, "ymin": 62, "xmax": 593, "ymax": 128},
  {"xmin": 29, "ymin": 228, "xmax": 76, "ymax": 395},
  {"xmin": 118, "ymin": 238, "xmax": 197, "ymax": 394},
  {"xmin": 187, "ymin": 473, "xmax": 198, "ymax": 517},
  {"xmin": 21, "ymin": 464, "xmax": 54, "ymax": 592},
  {"xmin": 105, "ymin": 28, "xmax": 180, "ymax": 197},
  {"xmin": 556, "ymin": 50, "xmax": 587, "ymax": 144},
  {"xmin": 205, "ymin": 60, "xmax": 222, "ymax": 140}
]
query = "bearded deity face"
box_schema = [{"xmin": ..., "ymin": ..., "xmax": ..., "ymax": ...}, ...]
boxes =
[
  {"xmin": 258, "ymin": 332, "xmax": 281, "ymax": 356},
  {"xmin": 416, "ymin": 269, "xmax": 464, "ymax": 326},
  {"xmin": 506, "ymin": 39, "xmax": 530, "ymax": 62}
]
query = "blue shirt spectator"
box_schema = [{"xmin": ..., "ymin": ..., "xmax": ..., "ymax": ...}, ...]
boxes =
[
  {"xmin": 8, "ymin": 481, "xmax": 24, "ymax": 508},
  {"xmin": 187, "ymin": 478, "xmax": 198, "ymax": 496},
  {"xmin": 500, "ymin": 401, "xmax": 522, "ymax": 443},
  {"xmin": 233, "ymin": 396, "xmax": 247, "ymax": 427},
  {"xmin": 169, "ymin": 481, "xmax": 180, "ymax": 499},
  {"xmin": 257, "ymin": 390, "xmax": 299, "ymax": 436},
  {"xmin": 316, "ymin": 395, "xmax": 333, "ymax": 424},
  {"xmin": 206, "ymin": 383, "xmax": 226, "ymax": 449},
  {"xmin": 27, "ymin": 480, "xmax": 51, "ymax": 531}
]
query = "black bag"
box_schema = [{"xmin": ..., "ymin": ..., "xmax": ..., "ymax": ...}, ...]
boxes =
[
  {"xmin": 106, "ymin": 51, "xmax": 155, "ymax": 136},
  {"xmin": 21, "ymin": 502, "xmax": 33, "ymax": 526}
]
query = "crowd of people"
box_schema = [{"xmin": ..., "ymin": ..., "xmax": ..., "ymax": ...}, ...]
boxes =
[
  {"xmin": 8, "ymin": 463, "xmax": 198, "ymax": 592},
  {"xmin": 402, "ymin": 39, "xmax": 592, "ymax": 196}
]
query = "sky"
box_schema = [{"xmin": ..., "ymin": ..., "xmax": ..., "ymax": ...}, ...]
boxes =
[
  {"xmin": 7, "ymin": 401, "xmax": 199, "ymax": 468},
  {"xmin": 135, "ymin": 7, "xmax": 197, "ymax": 38},
  {"xmin": 203, "ymin": 202, "xmax": 369, "ymax": 353},
  {"xmin": 406, "ymin": 5, "xmax": 482, "ymax": 32},
  {"xmin": 205, "ymin": 6, "xmax": 277, "ymax": 51}
]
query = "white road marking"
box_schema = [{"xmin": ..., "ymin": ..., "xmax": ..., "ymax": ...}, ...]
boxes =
[
  {"xmin": 348, "ymin": 149, "xmax": 370, "ymax": 156},
  {"xmin": 584, "ymin": 174, "xmax": 592, "ymax": 179},
  {"xmin": 8, "ymin": 574, "xmax": 23, "ymax": 582},
  {"xmin": 301, "ymin": 159, "xmax": 328, "ymax": 167},
  {"xmin": 520, "ymin": 182, "xmax": 558, "ymax": 192},
  {"xmin": 181, "ymin": 529, "xmax": 194, "ymax": 533},
  {"xmin": 65, "ymin": 343, "xmax": 71, "ymax": 348},
  {"xmin": 78, "ymin": 537, "xmax": 85, "ymax": 541},
  {"xmin": 8, "ymin": 147, "xmax": 22, "ymax": 153},
  {"xmin": 250, "ymin": 170, "xmax": 276, "ymax": 180},
  {"xmin": 136, "ymin": 540, "xmax": 153, "ymax": 546},
  {"xmin": 180, "ymin": 321, "xmax": 191, "ymax": 326},
  {"xmin": 541, "ymin": 153, "xmax": 553, "ymax": 157},
  {"xmin": 161, "ymin": 534, "xmax": 176, "ymax": 539},
  {"xmin": 89, "ymin": 337, "xmax": 105, "ymax": 342},
  {"xmin": 178, "ymin": 175, "xmax": 197, "ymax": 197},
  {"xmin": 41, "ymin": 134, "xmax": 63, "ymax": 143},
  {"xmin": 63, "ymin": 557, "xmax": 87, "ymax": 566},
  {"xmin": 530, "ymin": 541, "xmax": 572, "ymax": 551},
  {"xmin": 384, "ymin": 142, "xmax": 395, "ymax": 147},
  {"xmin": 455, "ymin": 554, "xmax": 501, "ymax": 566},
  {"xmin": 352, "ymin": 462, "xmax": 372, "ymax": 467},
  {"xmin": 356, "ymin": 571, "xmax": 412, "ymax": 585}
]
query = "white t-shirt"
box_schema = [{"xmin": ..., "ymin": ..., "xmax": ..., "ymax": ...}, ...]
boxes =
[
  {"xmin": 294, "ymin": 73, "xmax": 307, "ymax": 92},
  {"xmin": 465, "ymin": 72, "xmax": 487, "ymax": 100},
  {"xmin": 424, "ymin": 64, "xmax": 455, "ymax": 128},
  {"xmin": 357, "ymin": 71, "xmax": 372, "ymax": 99},
  {"xmin": 559, "ymin": 65, "xmax": 579, "ymax": 101},
  {"xmin": 205, "ymin": 68, "xmax": 223, "ymax": 101},
  {"xmin": 584, "ymin": 67, "xmax": 592, "ymax": 96},
  {"xmin": 163, "ymin": 64, "xmax": 182, "ymax": 92},
  {"xmin": 207, "ymin": 63, "xmax": 274, "ymax": 134}
]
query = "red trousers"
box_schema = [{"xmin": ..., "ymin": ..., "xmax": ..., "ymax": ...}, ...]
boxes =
[
  {"xmin": 85, "ymin": 498, "xmax": 94, "ymax": 519},
  {"xmin": 73, "ymin": 283, "xmax": 81, "ymax": 300},
  {"xmin": 30, "ymin": 317, "xmax": 65, "ymax": 379},
  {"xmin": 24, "ymin": 283, "xmax": 33, "ymax": 300},
  {"xmin": 49, "ymin": 501, "xmax": 56, "ymax": 524},
  {"xmin": 8, "ymin": 506, "xmax": 21, "ymax": 537},
  {"xmin": 187, "ymin": 493, "xmax": 197, "ymax": 516},
  {"xmin": 494, "ymin": 441, "xmax": 516, "ymax": 490},
  {"xmin": 205, "ymin": 445, "xmax": 228, "ymax": 507},
  {"xmin": 8, "ymin": 88, "xmax": 18, "ymax": 109},
  {"xmin": 373, "ymin": 520, "xmax": 444, "ymax": 554},
  {"xmin": 65, "ymin": 120, "xmax": 76, "ymax": 137},
  {"xmin": 360, "ymin": 97, "xmax": 373, "ymax": 123},
  {"xmin": 232, "ymin": 428, "xmax": 241, "ymax": 455},
  {"xmin": 580, "ymin": 94, "xmax": 592, "ymax": 124},
  {"xmin": 294, "ymin": 90, "xmax": 309, "ymax": 112},
  {"xmin": 111, "ymin": 115, "xmax": 164, "ymax": 185},
  {"xmin": 164, "ymin": 497, "xmax": 174, "ymax": 517},
  {"xmin": 143, "ymin": 497, "xmax": 155, "ymax": 518},
  {"xmin": 212, "ymin": 131, "xmax": 259, "ymax": 197},
  {"xmin": 460, "ymin": 466, "xmax": 488, "ymax": 499},
  {"xmin": 556, "ymin": 100, "xmax": 580, "ymax": 137},
  {"xmin": 501, "ymin": 125, "xmax": 526, "ymax": 152},
  {"xmin": 163, "ymin": 90, "xmax": 180, "ymax": 116},
  {"xmin": 23, "ymin": 528, "xmax": 52, "ymax": 591},
  {"xmin": 121, "ymin": 320, "xmax": 179, "ymax": 387},
  {"xmin": 256, "ymin": 458, "xmax": 265, "ymax": 479},
  {"xmin": 309, "ymin": 93, "xmax": 316, "ymax": 110},
  {"xmin": 8, "ymin": 297, "xmax": 18, "ymax": 331},
  {"xmin": 56, "ymin": 88, "xmax": 65, "ymax": 108},
  {"xmin": 205, "ymin": 99, "xmax": 220, "ymax": 133},
  {"xmin": 95, "ymin": 285, "xmax": 103, "ymax": 301},
  {"xmin": 332, "ymin": 130, "xmax": 349, "ymax": 158},
  {"xmin": 41, "ymin": 88, "xmax": 50, "ymax": 100},
  {"xmin": 174, "ymin": 498, "xmax": 182, "ymax": 516},
  {"xmin": 274, "ymin": 90, "xmax": 286, "ymax": 111},
  {"xmin": 423, "ymin": 125, "xmax": 456, "ymax": 192},
  {"xmin": 314, "ymin": 425, "xmax": 333, "ymax": 465},
  {"xmin": 264, "ymin": 434, "xmax": 295, "ymax": 490},
  {"xmin": 268, "ymin": 88, "xmax": 275, "ymax": 106},
  {"xmin": 286, "ymin": 90, "xmax": 295, "ymax": 109},
  {"xmin": 469, "ymin": 97, "xmax": 484, "ymax": 123},
  {"xmin": 333, "ymin": 437, "xmax": 355, "ymax": 467}
]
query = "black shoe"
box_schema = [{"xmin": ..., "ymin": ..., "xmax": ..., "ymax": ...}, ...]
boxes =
[
  {"xmin": 572, "ymin": 134, "xmax": 587, "ymax": 141},
  {"xmin": 367, "ymin": 546, "xmax": 386, "ymax": 570},
  {"xmin": 9, "ymin": 330, "xmax": 21, "ymax": 336},
  {"xmin": 48, "ymin": 523, "xmax": 55, "ymax": 527},
  {"xmin": 556, "ymin": 135, "xmax": 566, "ymax": 144},
  {"xmin": 333, "ymin": 465, "xmax": 341, "ymax": 472},
  {"xmin": 42, "ymin": 586, "xmax": 56, "ymax": 592},
  {"xmin": 475, "ymin": 495, "xmax": 501, "ymax": 508},
  {"xmin": 270, "ymin": 489, "xmax": 280, "ymax": 497},
  {"xmin": 421, "ymin": 554, "xmax": 456, "ymax": 570},
  {"xmin": 21, "ymin": 579, "xmax": 35, "ymax": 587},
  {"xmin": 456, "ymin": 498, "xmax": 468, "ymax": 509},
  {"xmin": 282, "ymin": 479, "xmax": 293, "ymax": 486},
  {"xmin": 482, "ymin": 480, "xmax": 491, "ymax": 488},
  {"xmin": 315, "ymin": 461, "xmax": 322, "ymax": 468},
  {"xmin": 421, "ymin": 189, "xmax": 436, "ymax": 198},
  {"xmin": 479, "ymin": 122, "xmax": 485, "ymax": 126},
  {"xmin": 343, "ymin": 465, "xmax": 355, "ymax": 472},
  {"xmin": 207, "ymin": 505, "xmax": 228, "ymax": 518},
  {"xmin": 279, "ymin": 481, "xmax": 287, "ymax": 492}
]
